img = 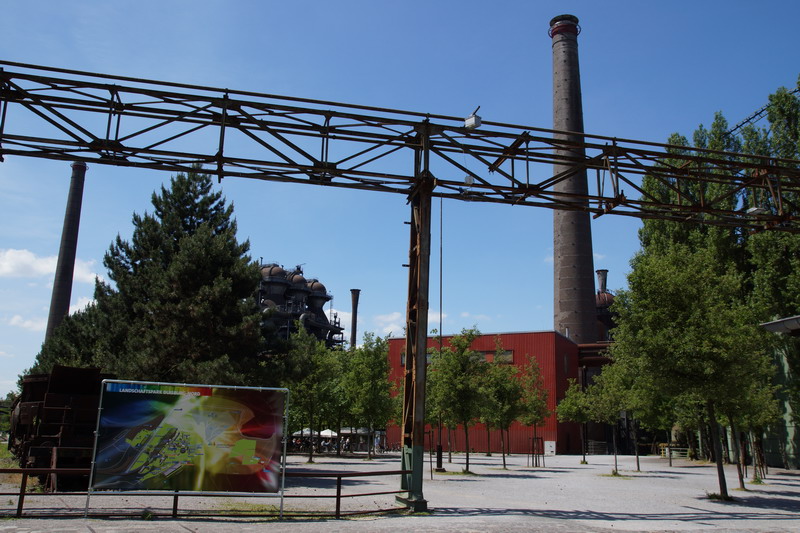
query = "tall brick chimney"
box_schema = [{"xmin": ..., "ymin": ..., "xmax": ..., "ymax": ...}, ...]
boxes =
[{"xmin": 550, "ymin": 15, "xmax": 596, "ymax": 344}]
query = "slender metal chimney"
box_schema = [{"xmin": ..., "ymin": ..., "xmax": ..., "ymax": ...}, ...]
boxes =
[
  {"xmin": 45, "ymin": 162, "xmax": 87, "ymax": 340},
  {"xmin": 350, "ymin": 288, "xmax": 361, "ymax": 349},
  {"xmin": 596, "ymin": 269, "xmax": 608, "ymax": 294},
  {"xmin": 550, "ymin": 15, "xmax": 597, "ymax": 344}
]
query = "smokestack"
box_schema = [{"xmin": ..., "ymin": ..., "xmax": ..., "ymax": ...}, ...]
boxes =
[
  {"xmin": 550, "ymin": 15, "xmax": 597, "ymax": 344},
  {"xmin": 350, "ymin": 288, "xmax": 361, "ymax": 349},
  {"xmin": 45, "ymin": 162, "xmax": 87, "ymax": 340},
  {"xmin": 596, "ymin": 269, "xmax": 608, "ymax": 294}
]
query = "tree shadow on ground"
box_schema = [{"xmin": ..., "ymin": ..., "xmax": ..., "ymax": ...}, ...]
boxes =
[
  {"xmin": 284, "ymin": 475, "xmax": 388, "ymax": 490},
  {"xmin": 427, "ymin": 505, "xmax": 800, "ymax": 525},
  {"xmin": 702, "ymin": 491, "xmax": 800, "ymax": 513}
]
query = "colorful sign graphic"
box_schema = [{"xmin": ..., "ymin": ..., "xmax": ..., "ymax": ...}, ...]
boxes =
[{"xmin": 91, "ymin": 381, "xmax": 285, "ymax": 493}]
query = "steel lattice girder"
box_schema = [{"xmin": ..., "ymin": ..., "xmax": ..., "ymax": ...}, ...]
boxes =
[{"xmin": 2, "ymin": 60, "xmax": 800, "ymax": 232}]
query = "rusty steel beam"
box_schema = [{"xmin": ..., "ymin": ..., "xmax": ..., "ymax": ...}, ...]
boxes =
[
  {"xmin": 397, "ymin": 122, "xmax": 432, "ymax": 512},
  {"xmin": 1, "ymin": 61, "xmax": 799, "ymax": 232}
]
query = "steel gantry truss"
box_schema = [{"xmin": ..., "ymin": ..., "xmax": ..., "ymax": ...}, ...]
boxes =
[
  {"xmin": 2, "ymin": 61, "xmax": 800, "ymax": 232},
  {"xmin": 3, "ymin": 61, "xmax": 800, "ymax": 510}
]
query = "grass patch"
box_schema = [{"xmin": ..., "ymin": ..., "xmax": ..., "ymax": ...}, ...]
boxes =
[
  {"xmin": 0, "ymin": 448, "xmax": 26, "ymax": 488},
  {"xmin": 600, "ymin": 470, "xmax": 632, "ymax": 479},
  {"xmin": 217, "ymin": 501, "xmax": 281, "ymax": 514},
  {"xmin": 706, "ymin": 492, "xmax": 735, "ymax": 502},
  {"xmin": 437, "ymin": 469, "xmax": 478, "ymax": 476},
  {"xmin": 0, "ymin": 447, "xmax": 15, "ymax": 468}
]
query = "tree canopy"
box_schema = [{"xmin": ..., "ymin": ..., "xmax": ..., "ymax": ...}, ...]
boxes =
[
  {"xmin": 602, "ymin": 79, "xmax": 800, "ymax": 496},
  {"xmin": 32, "ymin": 168, "xmax": 268, "ymax": 386}
]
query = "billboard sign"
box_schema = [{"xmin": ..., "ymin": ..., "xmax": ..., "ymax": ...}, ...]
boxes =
[{"xmin": 90, "ymin": 381, "xmax": 286, "ymax": 493}]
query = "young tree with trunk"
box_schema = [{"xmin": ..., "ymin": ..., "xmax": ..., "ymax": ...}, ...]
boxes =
[
  {"xmin": 557, "ymin": 378, "xmax": 591, "ymax": 464},
  {"xmin": 480, "ymin": 358, "xmax": 523, "ymax": 468},
  {"xmin": 287, "ymin": 325, "xmax": 338, "ymax": 463},
  {"xmin": 428, "ymin": 327, "xmax": 486, "ymax": 473},
  {"xmin": 343, "ymin": 333, "xmax": 393, "ymax": 459},
  {"xmin": 517, "ymin": 354, "xmax": 550, "ymax": 467}
]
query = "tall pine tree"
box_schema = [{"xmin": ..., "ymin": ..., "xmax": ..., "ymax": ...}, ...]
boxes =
[{"xmin": 34, "ymin": 168, "xmax": 268, "ymax": 387}]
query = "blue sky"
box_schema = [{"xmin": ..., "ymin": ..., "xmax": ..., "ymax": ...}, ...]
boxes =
[{"xmin": 1, "ymin": 1, "xmax": 799, "ymax": 396}]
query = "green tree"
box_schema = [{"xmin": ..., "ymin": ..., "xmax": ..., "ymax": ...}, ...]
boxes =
[
  {"xmin": 610, "ymin": 244, "xmax": 774, "ymax": 499},
  {"xmin": 556, "ymin": 378, "xmax": 591, "ymax": 463},
  {"xmin": 480, "ymin": 358, "xmax": 523, "ymax": 468},
  {"xmin": 0, "ymin": 391, "xmax": 16, "ymax": 436},
  {"xmin": 744, "ymin": 79, "xmax": 800, "ymax": 473},
  {"xmin": 517, "ymin": 354, "xmax": 550, "ymax": 466},
  {"xmin": 583, "ymin": 370, "xmax": 629, "ymax": 474},
  {"xmin": 30, "ymin": 303, "xmax": 110, "ymax": 374},
  {"xmin": 428, "ymin": 327, "xmax": 486, "ymax": 473},
  {"xmin": 610, "ymin": 83, "xmax": 800, "ymax": 495},
  {"xmin": 287, "ymin": 324, "xmax": 338, "ymax": 463},
  {"xmin": 596, "ymin": 355, "xmax": 675, "ymax": 470},
  {"xmin": 426, "ymin": 335, "xmax": 452, "ymax": 464},
  {"xmin": 32, "ymin": 168, "xmax": 267, "ymax": 387},
  {"xmin": 343, "ymin": 333, "xmax": 393, "ymax": 458},
  {"xmin": 325, "ymin": 347, "xmax": 355, "ymax": 456}
]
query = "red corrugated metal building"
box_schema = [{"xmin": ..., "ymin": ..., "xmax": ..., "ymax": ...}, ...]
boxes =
[{"xmin": 386, "ymin": 330, "xmax": 583, "ymax": 455}]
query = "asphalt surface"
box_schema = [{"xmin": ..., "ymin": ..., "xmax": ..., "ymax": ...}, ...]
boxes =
[{"xmin": 1, "ymin": 452, "xmax": 798, "ymax": 532}]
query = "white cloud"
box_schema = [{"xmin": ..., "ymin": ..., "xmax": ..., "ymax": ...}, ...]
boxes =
[
  {"xmin": 0, "ymin": 350, "xmax": 14, "ymax": 359},
  {"xmin": 0, "ymin": 249, "xmax": 102, "ymax": 284},
  {"xmin": 428, "ymin": 309, "xmax": 447, "ymax": 324},
  {"xmin": 374, "ymin": 311, "xmax": 404, "ymax": 337},
  {"xmin": 0, "ymin": 249, "xmax": 55, "ymax": 277},
  {"xmin": 74, "ymin": 260, "xmax": 104, "ymax": 284},
  {"xmin": 8, "ymin": 314, "xmax": 47, "ymax": 332},
  {"xmin": 594, "ymin": 253, "xmax": 607, "ymax": 261},
  {"xmin": 543, "ymin": 254, "xmax": 553, "ymax": 264},
  {"xmin": 460, "ymin": 312, "xmax": 492, "ymax": 322}
]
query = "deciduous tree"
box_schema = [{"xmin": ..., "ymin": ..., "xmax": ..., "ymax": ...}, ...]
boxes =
[{"xmin": 428, "ymin": 327, "xmax": 486, "ymax": 473}]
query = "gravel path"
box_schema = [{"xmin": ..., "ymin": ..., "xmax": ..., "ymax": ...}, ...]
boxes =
[{"xmin": 1, "ymin": 452, "xmax": 798, "ymax": 532}]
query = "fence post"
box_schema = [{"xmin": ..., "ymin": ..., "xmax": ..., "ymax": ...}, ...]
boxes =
[
  {"xmin": 172, "ymin": 490, "xmax": 179, "ymax": 518},
  {"xmin": 16, "ymin": 472, "xmax": 29, "ymax": 518},
  {"xmin": 335, "ymin": 476, "xmax": 342, "ymax": 519}
]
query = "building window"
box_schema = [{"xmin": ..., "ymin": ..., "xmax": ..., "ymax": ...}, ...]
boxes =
[
  {"xmin": 495, "ymin": 350, "xmax": 514, "ymax": 364},
  {"xmin": 479, "ymin": 350, "xmax": 514, "ymax": 363}
]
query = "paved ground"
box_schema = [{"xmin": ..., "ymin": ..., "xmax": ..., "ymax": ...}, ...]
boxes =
[{"xmin": 1, "ymin": 452, "xmax": 798, "ymax": 532}]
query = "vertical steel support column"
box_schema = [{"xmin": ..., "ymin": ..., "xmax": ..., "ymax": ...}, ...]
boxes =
[
  {"xmin": 550, "ymin": 15, "xmax": 597, "ymax": 345},
  {"xmin": 397, "ymin": 121, "xmax": 432, "ymax": 512},
  {"xmin": 45, "ymin": 162, "xmax": 87, "ymax": 340}
]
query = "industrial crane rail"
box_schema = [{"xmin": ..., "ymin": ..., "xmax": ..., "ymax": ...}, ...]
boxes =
[{"xmin": 1, "ymin": 60, "xmax": 799, "ymax": 232}]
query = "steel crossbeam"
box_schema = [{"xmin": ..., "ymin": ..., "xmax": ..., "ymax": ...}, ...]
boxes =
[{"xmin": 2, "ymin": 61, "xmax": 799, "ymax": 232}]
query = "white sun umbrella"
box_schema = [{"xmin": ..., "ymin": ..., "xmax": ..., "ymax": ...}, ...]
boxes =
[
  {"xmin": 292, "ymin": 428, "xmax": 319, "ymax": 437},
  {"xmin": 320, "ymin": 429, "xmax": 337, "ymax": 438}
]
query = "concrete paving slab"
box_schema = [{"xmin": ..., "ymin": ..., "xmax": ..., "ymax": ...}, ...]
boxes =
[{"xmin": 1, "ymin": 452, "xmax": 798, "ymax": 532}]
